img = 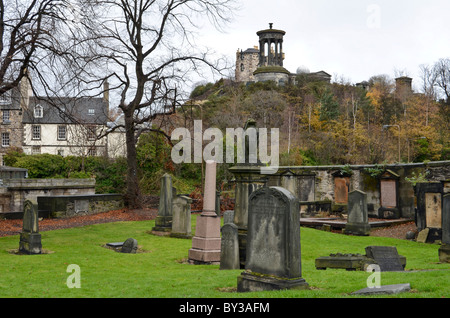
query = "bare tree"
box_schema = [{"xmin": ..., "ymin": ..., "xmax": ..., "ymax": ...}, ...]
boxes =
[
  {"xmin": 419, "ymin": 64, "xmax": 438, "ymax": 126},
  {"xmin": 433, "ymin": 58, "xmax": 450, "ymax": 103},
  {"xmin": 65, "ymin": 0, "xmax": 237, "ymax": 207},
  {"xmin": 0, "ymin": 0, "xmax": 71, "ymax": 96}
]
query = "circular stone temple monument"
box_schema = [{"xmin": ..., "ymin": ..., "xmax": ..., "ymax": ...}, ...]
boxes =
[{"xmin": 253, "ymin": 23, "xmax": 290, "ymax": 85}]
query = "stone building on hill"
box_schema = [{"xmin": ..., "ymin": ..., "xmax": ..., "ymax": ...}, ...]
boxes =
[{"xmin": 235, "ymin": 23, "xmax": 331, "ymax": 85}]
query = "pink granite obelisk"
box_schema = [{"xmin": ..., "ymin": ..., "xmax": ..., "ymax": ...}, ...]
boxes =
[{"xmin": 188, "ymin": 160, "xmax": 221, "ymax": 264}]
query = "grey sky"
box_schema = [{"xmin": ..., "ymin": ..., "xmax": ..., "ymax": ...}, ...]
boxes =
[{"xmin": 199, "ymin": 0, "xmax": 450, "ymax": 90}]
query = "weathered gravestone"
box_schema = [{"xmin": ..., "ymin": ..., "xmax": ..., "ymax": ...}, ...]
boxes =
[
  {"xmin": 220, "ymin": 223, "xmax": 240, "ymax": 270},
  {"xmin": 365, "ymin": 246, "xmax": 404, "ymax": 272},
  {"xmin": 415, "ymin": 182, "xmax": 443, "ymax": 243},
  {"xmin": 344, "ymin": 190, "xmax": 371, "ymax": 236},
  {"xmin": 237, "ymin": 187, "xmax": 309, "ymax": 292},
  {"xmin": 152, "ymin": 174, "xmax": 174, "ymax": 232},
  {"xmin": 19, "ymin": 201, "xmax": 42, "ymax": 255},
  {"xmin": 188, "ymin": 161, "xmax": 221, "ymax": 264},
  {"xmin": 223, "ymin": 210, "xmax": 235, "ymax": 225},
  {"xmin": 121, "ymin": 238, "xmax": 138, "ymax": 254},
  {"xmin": 378, "ymin": 170, "xmax": 400, "ymax": 219},
  {"xmin": 171, "ymin": 195, "xmax": 193, "ymax": 239},
  {"xmin": 438, "ymin": 194, "xmax": 450, "ymax": 263}
]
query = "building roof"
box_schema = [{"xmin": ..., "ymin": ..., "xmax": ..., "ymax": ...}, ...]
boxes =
[
  {"xmin": 243, "ymin": 48, "xmax": 259, "ymax": 54},
  {"xmin": 23, "ymin": 96, "xmax": 109, "ymax": 125}
]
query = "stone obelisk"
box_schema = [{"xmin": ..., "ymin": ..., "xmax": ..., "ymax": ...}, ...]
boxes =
[{"xmin": 188, "ymin": 160, "xmax": 221, "ymax": 264}]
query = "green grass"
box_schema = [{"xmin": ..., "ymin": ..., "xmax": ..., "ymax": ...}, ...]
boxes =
[{"xmin": 0, "ymin": 216, "xmax": 448, "ymax": 298}]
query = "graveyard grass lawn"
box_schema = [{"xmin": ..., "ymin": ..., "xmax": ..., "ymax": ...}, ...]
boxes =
[{"xmin": 0, "ymin": 212, "xmax": 448, "ymax": 298}]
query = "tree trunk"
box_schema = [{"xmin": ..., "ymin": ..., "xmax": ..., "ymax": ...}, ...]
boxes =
[{"xmin": 124, "ymin": 109, "xmax": 141, "ymax": 208}]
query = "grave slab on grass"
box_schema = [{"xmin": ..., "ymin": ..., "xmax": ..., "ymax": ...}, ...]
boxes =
[
  {"xmin": 351, "ymin": 283, "xmax": 411, "ymax": 295},
  {"xmin": 106, "ymin": 242, "xmax": 124, "ymax": 248}
]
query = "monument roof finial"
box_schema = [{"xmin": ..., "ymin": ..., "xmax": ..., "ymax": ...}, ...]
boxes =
[{"xmin": 269, "ymin": 23, "xmax": 273, "ymax": 29}]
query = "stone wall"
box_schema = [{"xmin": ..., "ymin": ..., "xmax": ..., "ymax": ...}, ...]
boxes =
[
  {"xmin": 0, "ymin": 178, "xmax": 96, "ymax": 214},
  {"xmin": 37, "ymin": 194, "xmax": 124, "ymax": 218},
  {"xmin": 266, "ymin": 161, "xmax": 450, "ymax": 219}
]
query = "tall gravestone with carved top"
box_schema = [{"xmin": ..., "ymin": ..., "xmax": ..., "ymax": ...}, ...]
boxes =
[
  {"xmin": 237, "ymin": 186, "xmax": 309, "ymax": 292},
  {"xmin": 19, "ymin": 201, "xmax": 42, "ymax": 255}
]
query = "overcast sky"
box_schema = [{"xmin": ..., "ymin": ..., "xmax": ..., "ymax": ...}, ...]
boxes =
[{"xmin": 198, "ymin": 0, "xmax": 450, "ymax": 91}]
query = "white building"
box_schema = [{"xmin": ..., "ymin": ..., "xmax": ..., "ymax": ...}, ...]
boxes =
[{"xmin": 0, "ymin": 77, "xmax": 127, "ymax": 163}]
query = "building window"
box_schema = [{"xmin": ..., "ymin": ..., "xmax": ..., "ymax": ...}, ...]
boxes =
[
  {"xmin": 57, "ymin": 149, "xmax": 64, "ymax": 156},
  {"xmin": 2, "ymin": 110, "xmax": 10, "ymax": 123},
  {"xmin": 32, "ymin": 125, "xmax": 41, "ymax": 140},
  {"xmin": 88, "ymin": 109, "xmax": 95, "ymax": 115},
  {"xmin": 58, "ymin": 125, "xmax": 67, "ymax": 140},
  {"xmin": 87, "ymin": 126, "xmax": 96, "ymax": 140},
  {"xmin": 0, "ymin": 91, "xmax": 11, "ymax": 105},
  {"xmin": 32, "ymin": 146, "xmax": 41, "ymax": 155},
  {"xmin": 240, "ymin": 63, "xmax": 245, "ymax": 72},
  {"xmin": 2, "ymin": 133, "xmax": 10, "ymax": 147},
  {"xmin": 34, "ymin": 105, "xmax": 43, "ymax": 118}
]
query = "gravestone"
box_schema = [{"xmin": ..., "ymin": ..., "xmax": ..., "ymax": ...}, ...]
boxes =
[
  {"xmin": 378, "ymin": 170, "xmax": 400, "ymax": 219},
  {"xmin": 425, "ymin": 193, "xmax": 442, "ymax": 228},
  {"xmin": 298, "ymin": 175, "xmax": 315, "ymax": 202},
  {"xmin": 152, "ymin": 174, "xmax": 174, "ymax": 232},
  {"xmin": 334, "ymin": 177, "xmax": 350, "ymax": 204},
  {"xmin": 223, "ymin": 210, "xmax": 235, "ymax": 225},
  {"xmin": 438, "ymin": 194, "xmax": 450, "ymax": 263},
  {"xmin": 415, "ymin": 182, "xmax": 443, "ymax": 243},
  {"xmin": 171, "ymin": 195, "xmax": 193, "ymax": 239},
  {"xmin": 121, "ymin": 238, "xmax": 138, "ymax": 254},
  {"xmin": 19, "ymin": 201, "xmax": 42, "ymax": 255},
  {"xmin": 237, "ymin": 187, "xmax": 308, "ymax": 292},
  {"xmin": 188, "ymin": 161, "xmax": 221, "ymax": 264},
  {"xmin": 344, "ymin": 190, "xmax": 371, "ymax": 236},
  {"xmin": 220, "ymin": 223, "xmax": 240, "ymax": 270},
  {"xmin": 365, "ymin": 246, "xmax": 404, "ymax": 272}
]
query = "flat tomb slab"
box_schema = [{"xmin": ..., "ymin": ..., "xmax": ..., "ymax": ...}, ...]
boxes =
[
  {"xmin": 351, "ymin": 283, "xmax": 411, "ymax": 295},
  {"xmin": 106, "ymin": 242, "xmax": 124, "ymax": 247},
  {"xmin": 315, "ymin": 253, "xmax": 406, "ymax": 271}
]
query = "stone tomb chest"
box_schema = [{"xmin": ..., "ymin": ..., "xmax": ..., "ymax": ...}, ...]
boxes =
[{"xmin": 315, "ymin": 246, "xmax": 406, "ymax": 271}]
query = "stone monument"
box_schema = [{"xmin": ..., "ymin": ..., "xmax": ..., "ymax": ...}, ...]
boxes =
[
  {"xmin": 415, "ymin": 182, "xmax": 443, "ymax": 243},
  {"xmin": 19, "ymin": 201, "xmax": 42, "ymax": 255},
  {"xmin": 344, "ymin": 190, "xmax": 371, "ymax": 236},
  {"xmin": 152, "ymin": 174, "xmax": 174, "ymax": 233},
  {"xmin": 223, "ymin": 210, "xmax": 235, "ymax": 225},
  {"xmin": 188, "ymin": 161, "xmax": 221, "ymax": 264},
  {"xmin": 237, "ymin": 187, "xmax": 309, "ymax": 292},
  {"xmin": 365, "ymin": 246, "xmax": 404, "ymax": 271},
  {"xmin": 171, "ymin": 195, "xmax": 193, "ymax": 239},
  {"xmin": 220, "ymin": 223, "xmax": 240, "ymax": 270},
  {"xmin": 438, "ymin": 194, "xmax": 450, "ymax": 263},
  {"xmin": 229, "ymin": 120, "xmax": 269, "ymax": 268},
  {"xmin": 121, "ymin": 238, "xmax": 138, "ymax": 254}
]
